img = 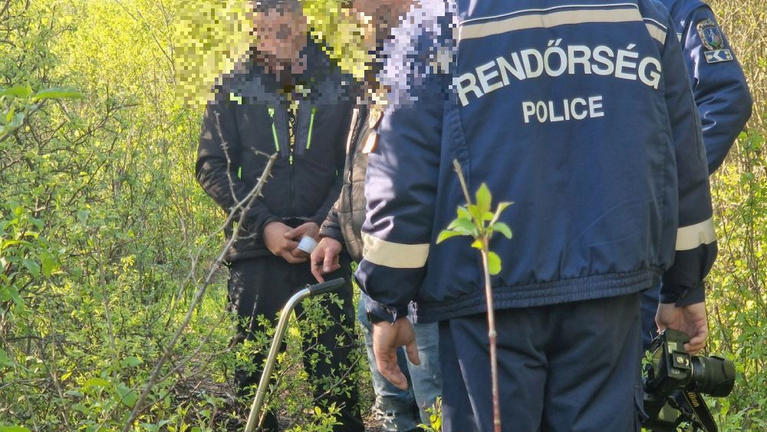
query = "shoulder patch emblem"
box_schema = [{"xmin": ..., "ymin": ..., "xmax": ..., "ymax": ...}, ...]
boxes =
[
  {"xmin": 696, "ymin": 19, "xmax": 733, "ymax": 63},
  {"xmin": 696, "ymin": 19, "xmax": 724, "ymax": 50}
]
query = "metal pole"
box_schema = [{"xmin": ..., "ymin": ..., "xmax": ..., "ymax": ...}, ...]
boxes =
[{"xmin": 243, "ymin": 278, "xmax": 346, "ymax": 432}]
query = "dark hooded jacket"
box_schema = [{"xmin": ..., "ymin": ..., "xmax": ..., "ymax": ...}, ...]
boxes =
[{"xmin": 196, "ymin": 40, "xmax": 358, "ymax": 262}]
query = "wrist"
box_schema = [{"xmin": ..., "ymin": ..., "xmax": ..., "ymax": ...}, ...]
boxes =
[{"xmin": 365, "ymin": 299, "xmax": 409, "ymax": 325}]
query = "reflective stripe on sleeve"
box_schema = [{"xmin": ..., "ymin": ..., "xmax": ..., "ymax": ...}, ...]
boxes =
[
  {"xmin": 676, "ymin": 218, "xmax": 716, "ymax": 251},
  {"xmin": 644, "ymin": 19, "xmax": 668, "ymax": 44},
  {"xmin": 459, "ymin": 4, "xmax": 643, "ymax": 40},
  {"xmin": 362, "ymin": 232, "xmax": 430, "ymax": 269}
]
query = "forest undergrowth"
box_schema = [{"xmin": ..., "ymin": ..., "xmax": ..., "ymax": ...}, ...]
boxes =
[{"xmin": 0, "ymin": 0, "xmax": 765, "ymax": 430}]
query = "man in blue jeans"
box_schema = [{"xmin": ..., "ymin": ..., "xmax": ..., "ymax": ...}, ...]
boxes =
[
  {"xmin": 640, "ymin": 0, "xmax": 752, "ymax": 349},
  {"xmin": 309, "ymin": 3, "xmax": 441, "ymax": 429},
  {"xmin": 311, "ymin": 102, "xmax": 442, "ymax": 430}
]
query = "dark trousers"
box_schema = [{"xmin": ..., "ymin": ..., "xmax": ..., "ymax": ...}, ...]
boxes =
[
  {"xmin": 228, "ymin": 254, "xmax": 364, "ymax": 432},
  {"xmin": 640, "ymin": 283, "xmax": 660, "ymax": 351},
  {"xmin": 439, "ymin": 293, "xmax": 643, "ymax": 432}
]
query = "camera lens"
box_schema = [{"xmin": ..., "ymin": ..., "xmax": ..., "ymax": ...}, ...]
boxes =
[{"xmin": 690, "ymin": 355, "xmax": 735, "ymax": 397}]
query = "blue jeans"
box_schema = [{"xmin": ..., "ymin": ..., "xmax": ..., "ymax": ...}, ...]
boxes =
[{"xmin": 358, "ymin": 293, "xmax": 442, "ymax": 431}]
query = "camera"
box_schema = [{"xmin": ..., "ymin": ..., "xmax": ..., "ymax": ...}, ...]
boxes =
[{"xmin": 642, "ymin": 329, "xmax": 735, "ymax": 432}]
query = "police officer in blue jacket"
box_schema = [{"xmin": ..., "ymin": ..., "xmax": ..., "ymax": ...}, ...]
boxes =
[
  {"xmin": 640, "ymin": 0, "xmax": 752, "ymax": 349},
  {"xmin": 355, "ymin": 0, "xmax": 718, "ymax": 430}
]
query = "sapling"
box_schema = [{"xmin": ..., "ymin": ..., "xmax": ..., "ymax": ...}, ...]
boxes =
[{"xmin": 436, "ymin": 159, "xmax": 512, "ymax": 432}]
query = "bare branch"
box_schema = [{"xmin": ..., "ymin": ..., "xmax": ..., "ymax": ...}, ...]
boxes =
[{"xmin": 122, "ymin": 153, "xmax": 278, "ymax": 432}]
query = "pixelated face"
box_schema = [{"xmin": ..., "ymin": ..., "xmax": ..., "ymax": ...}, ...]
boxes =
[
  {"xmin": 253, "ymin": 5, "xmax": 308, "ymax": 64},
  {"xmin": 353, "ymin": 0, "xmax": 413, "ymax": 31}
]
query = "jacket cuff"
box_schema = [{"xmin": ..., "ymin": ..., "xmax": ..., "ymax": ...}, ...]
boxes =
[
  {"xmin": 248, "ymin": 212, "xmax": 280, "ymax": 236},
  {"xmin": 364, "ymin": 298, "xmax": 409, "ymax": 324},
  {"xmin": 659, "ymin": 282, "xmax": 705, "ymax": 306},
  {"xmin": 319, "ymin": 223, "xmax": 343, "ymax": 243},
  {"xmin": 310, "ymin": 211, "xmax": 332, "ymax": 228}
]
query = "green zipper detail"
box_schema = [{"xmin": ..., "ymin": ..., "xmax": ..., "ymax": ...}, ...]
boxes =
[
  {"xmin": 268, "ymin": 107, "xmax": 280, "ymax": 152},
  {"xmin": 237, "ymin": 166, "xmax": 242, "ymax": 179},
  {"xmin": 305, "ymin": 106, "xmax": 317, "ymax": 150}
]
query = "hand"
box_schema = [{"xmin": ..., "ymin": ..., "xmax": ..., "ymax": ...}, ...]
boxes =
[
  {"xmin": 263, "ymin": 222, "xmax": 306, "ymax": 264},
  {"xmin": 283, "ymin": 222, "xmax": 320, "ymax": 241},
  {"xmin": 310, "ymin": 237, "xmax": 343, "ymax": 282},
  {"xmin": 656, "ymin": 302, "xmax": 708, "ymax": 354},
  {"xmin": 372, "ymin": 317, "xmax": 420, "ymax": 391},
  {"xmin": 283, "ymin": 222, "xmax": 320, "ymax": 259}
]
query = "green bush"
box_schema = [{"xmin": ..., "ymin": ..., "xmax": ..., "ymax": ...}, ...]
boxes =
[{"xmin": 1, "ymin": 0, "xmax": 765, "ymax": 430}]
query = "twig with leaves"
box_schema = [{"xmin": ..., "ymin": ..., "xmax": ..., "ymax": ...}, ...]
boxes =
[
  {"xmin": 121, "ymin": 153, "xmax": 278, "ymax": 432},
  {"xmin": 436, "ymin": 159, "xmax": 512, "ymax": 432}
]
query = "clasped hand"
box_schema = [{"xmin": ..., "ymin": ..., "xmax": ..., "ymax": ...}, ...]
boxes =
[{"xmin": 264, "ymin": 221, "xmax": 319, "ymax": 264}]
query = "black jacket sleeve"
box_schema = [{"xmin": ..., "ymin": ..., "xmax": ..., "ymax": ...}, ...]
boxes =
[{"xmin": 196, "ymin": 93, "xmax": 278, "ymax": 234}]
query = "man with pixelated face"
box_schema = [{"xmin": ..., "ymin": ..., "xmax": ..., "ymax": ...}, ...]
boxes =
[
  {"xmin": 250, "ymin": 0, "xmax": 308, "ymax": 82},
  {"xmin": 196, "ymin": 1, "xmax": 363, "ymax": 430},
  {"xmin": 311, "ymin": 2, "xmax": 444, "ymax": 431}
]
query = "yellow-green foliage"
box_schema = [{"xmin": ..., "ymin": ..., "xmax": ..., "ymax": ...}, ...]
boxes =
[
  {"xmin": 704, "ymin": 1, "xmax": 766, "ymax": 429},
  {"xmin": 1, "ymin": 0, "xmax": 766, "ymax": 430}
]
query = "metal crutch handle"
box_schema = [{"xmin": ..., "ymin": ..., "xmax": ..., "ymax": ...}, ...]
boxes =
[{"xmin": 243, "ymin": 277, "xmax": 347, "ymax": 432}]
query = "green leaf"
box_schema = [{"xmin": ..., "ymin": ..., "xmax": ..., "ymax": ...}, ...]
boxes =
[
  {"xmin": 447, "ymin": 218, "xmax": 477, "ymax": 236},
  {"xmin": 115, "ymin": 382, "xmax": 138, "ymax": 408},
  {"xmin": 22, "ymin": 258, "xmax": 40, "ymax": 277},
  {"xmin": 8, "ymin": 112, "xmax": 24, "ymax": 129},
  {"xmin": 82, "ymin": 377, "xmax": 110, "ymax": 391},
  {"xmin": 436, "ymin": 229, "xmax": 464, "ymax": 244},
  {"xmin": 457, "ymin": 206, "xmax": 471, "ymax": 220},
  {"xmin": 122, "ymin": 356, "xmax": 142, "ymax": 368},
  {"xmin": 0, "ymin": 348, "xmax": 14, "ymax": 368},
  {"xmin": 476, "ymin": 183, "xmax": 492, "ymax": 213},
  {"xmin": 0, "ymin": 85, "xmax": 33, "ymax": 98},
  {"xmin": 0, "ymin": 426, "xmax": 31, "ymax": 432},
  {"xmin": 467, "ymin": 204, "xmax": 483, "ymax": 225},
  {"xmin": 492, "ymin": 222, "xmax": 512, "ymax": 239},
  {"xmin": 40, "ymin": 251, "xmax": 57, "ymax": 277},
  {"xmin": 491, "ymin": 201, "xmax": 514, "ymax": 224},
  {"xmin": 487, "ymin": 251, "xmax": 502, "ymax": 275},
  {"xmin": 0, "ymin": 285, "xmax": 22, "ymax": 306},
  {"xmin": 33, "ymin": 87, "xmax": 83, "ymax": 101},
  {"xmin": 471, "ymin": 239, "xmax": 483, "ymax": 249}
]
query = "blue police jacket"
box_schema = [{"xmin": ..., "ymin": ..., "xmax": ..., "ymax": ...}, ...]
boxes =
[
  {"xmin": 356, "ymin": 0, "xmax": 718, "ymax": 323},
  {"xmin": 660, "ymin": 0, "xmax": 752, "ymax": 172}
]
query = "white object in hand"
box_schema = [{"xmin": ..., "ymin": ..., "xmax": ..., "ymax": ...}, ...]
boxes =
[{"xmin": 297, "ymin": 236, "xmax": 318, "ymax": 254}]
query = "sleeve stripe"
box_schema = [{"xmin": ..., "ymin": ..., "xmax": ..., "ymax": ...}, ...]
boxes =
[
  {"xmin": 676, "ymin": 218, "xmax": 716, "ymax": 251},
  {"xmin": 361, "ymin": 232, "xmax": 430, "ymax": 269},
  {"xmin": 645, "ymin": 21, "xmax": 667, "ymax": 44},
  {"xmin": 458, "ymin": 4, "xmax": 642, "ymax": 40}
]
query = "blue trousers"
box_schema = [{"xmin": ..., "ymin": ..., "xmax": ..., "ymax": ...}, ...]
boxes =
[
  {"xmin": 640, "ymin": 283, "xmax": 660, "ymax": 351},
  {"xmin": 439, "ymin": 293, "xmax": 643, "ymax": 432},
  {"xmin": 358, "ymin": 293, "xmax": 442, "ymax": 431}
]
